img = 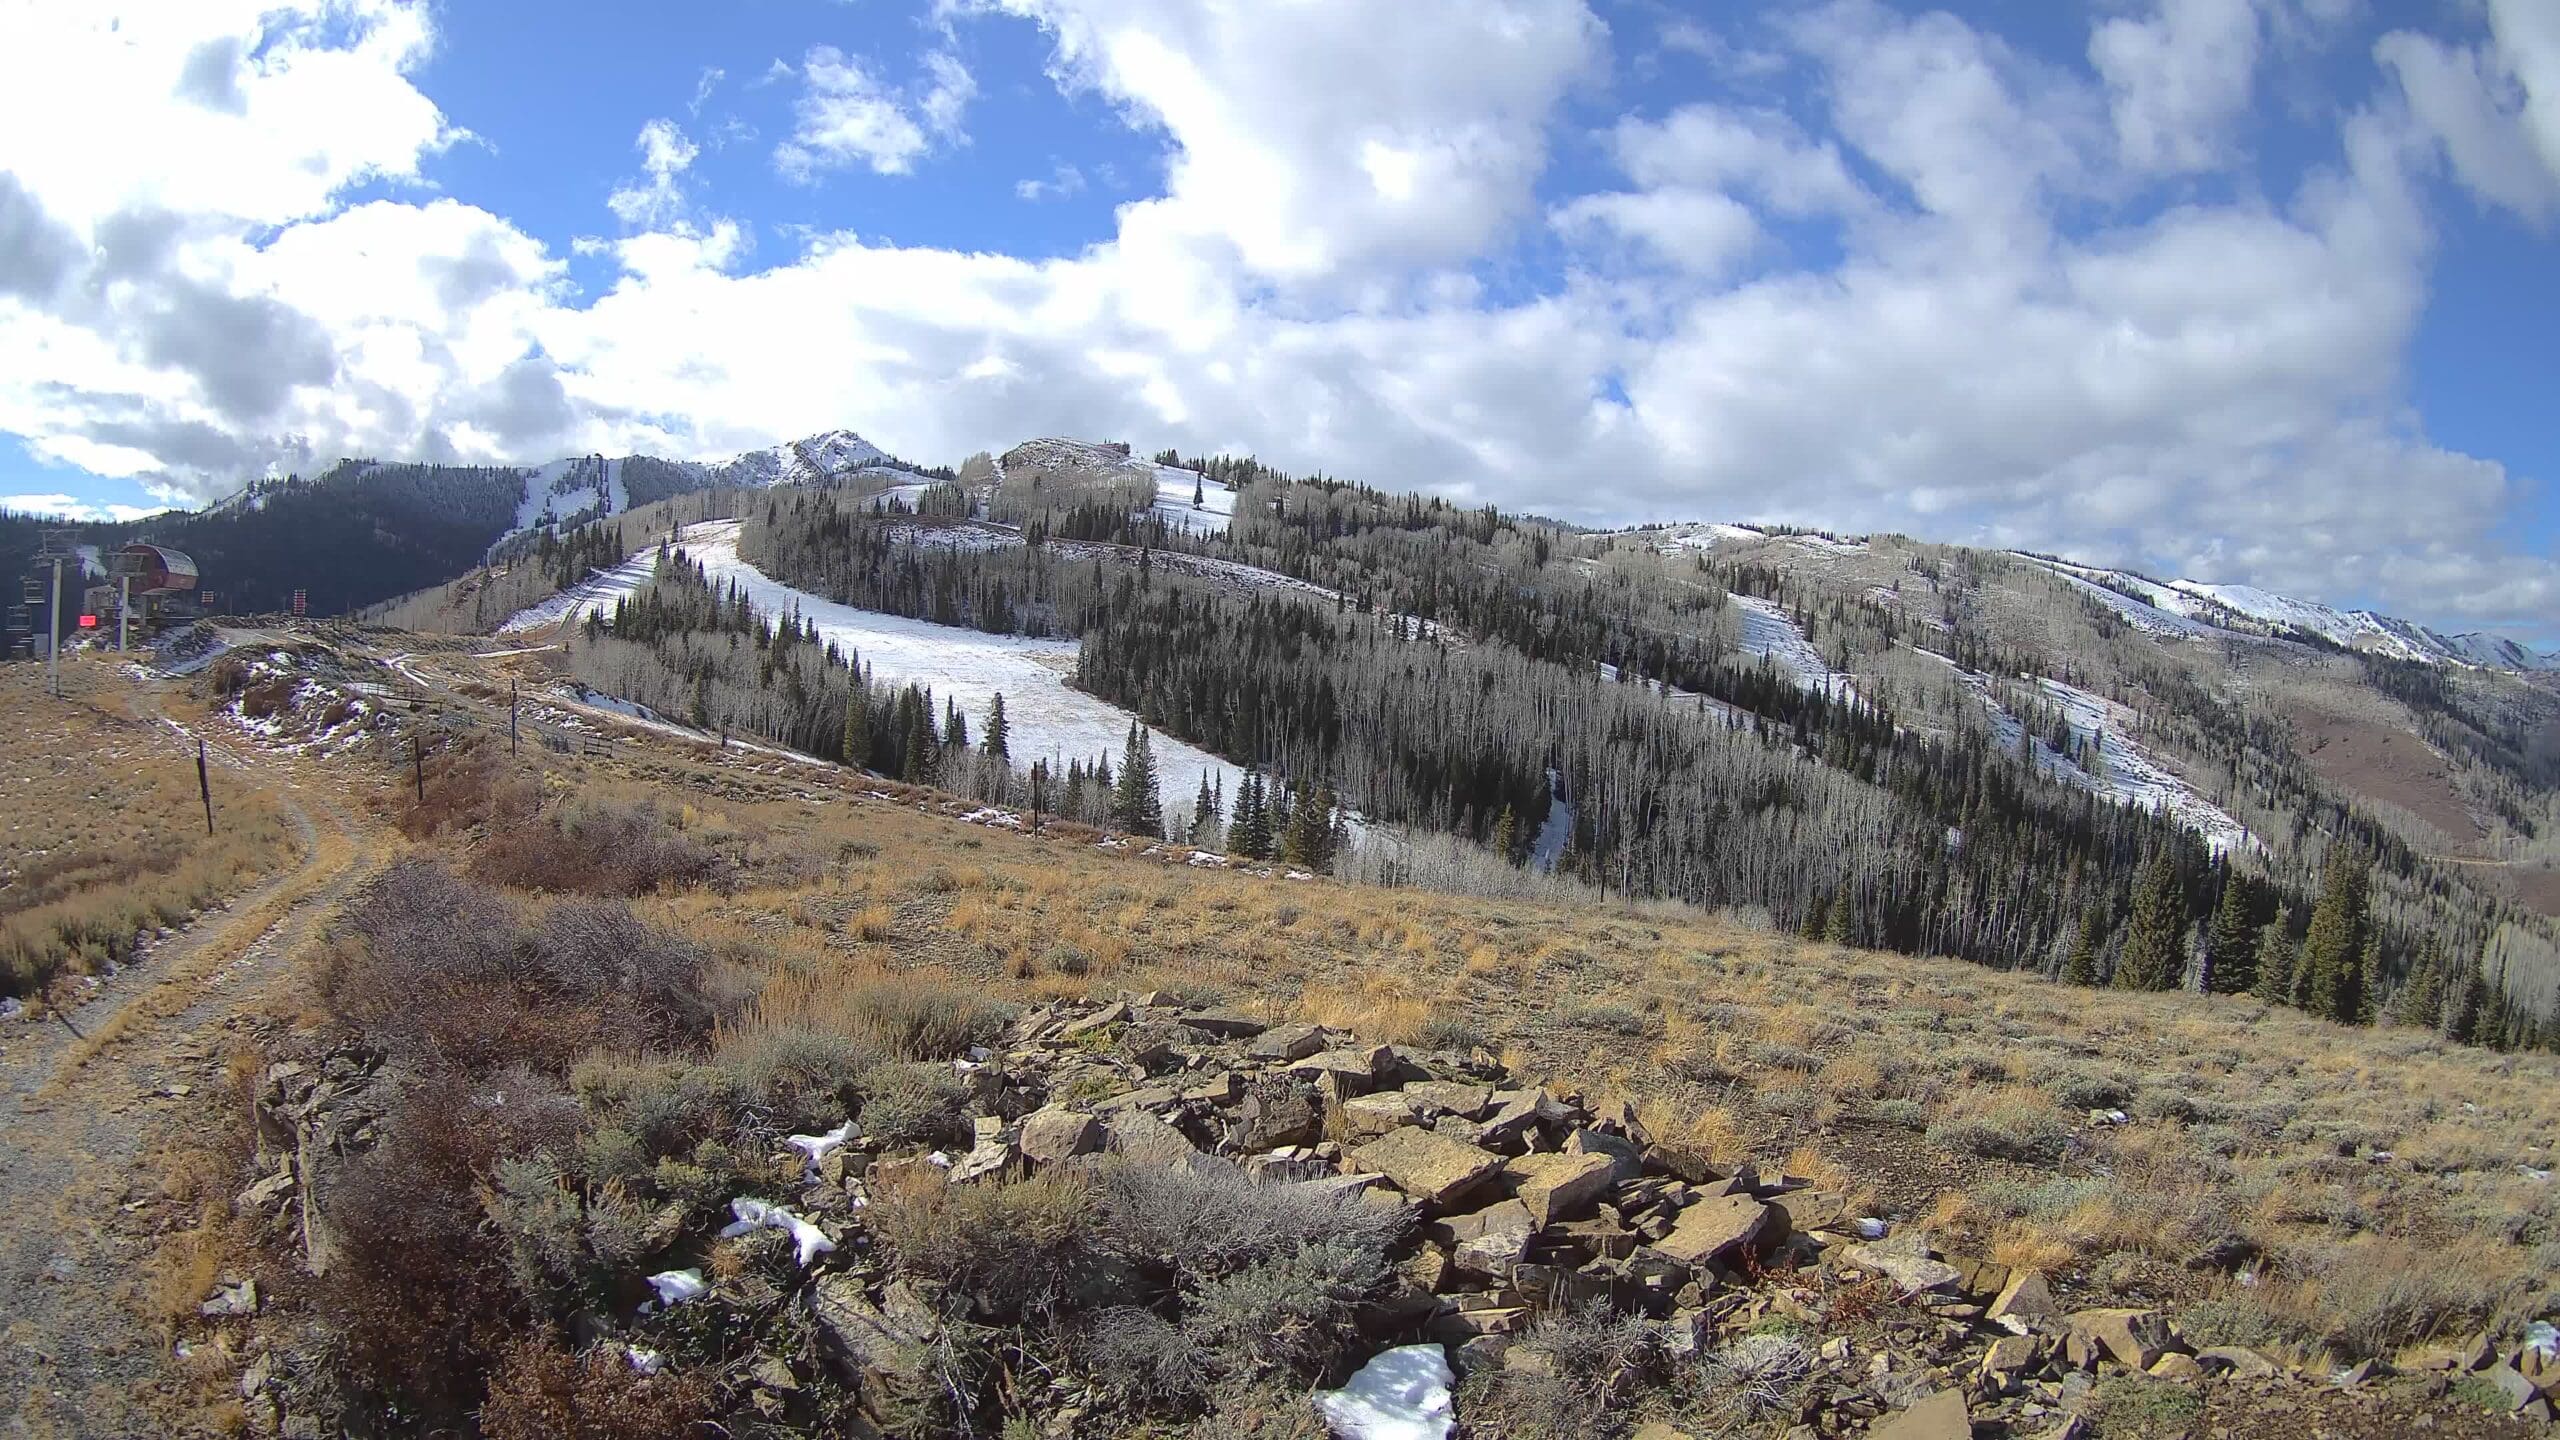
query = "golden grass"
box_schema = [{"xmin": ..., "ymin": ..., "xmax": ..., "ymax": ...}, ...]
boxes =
[{"xmin": 0, "ymin": 665, "xmax": 298, "ymax": 1003}]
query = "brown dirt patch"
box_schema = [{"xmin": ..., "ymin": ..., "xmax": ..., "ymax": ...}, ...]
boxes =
[{"xmin": 2279, "ymin": 702, "xmax": 2483, "ymax": 846}]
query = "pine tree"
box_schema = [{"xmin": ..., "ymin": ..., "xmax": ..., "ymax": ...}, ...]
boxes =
[
  {"xmin": 2299, "ymin": 847, "xmax": 2371, "ymax": 1023},
  {"xmin": 1111, "ymin": 722, "xmax": 1163, "ymax": 836},
  {"xmin": 2391, "ymin": 940, "xmax": 2446, "ymax": 1030},
  {"xmin": 2204, "ymin": 871, "xmax": 2260, "ymax": 994},
  {"xmin": 1189, "ymin": 771, "xmax": 1219, "ymax": 846},
  {"xmin": 842, "ymin": 684, "xmax": 871, "ymax": 768},
  {"xmin": 944, "ymin": 697, "xmax": 968, "ymax": 751},
  {"xmin": 2062, "ymin": 905, "xmax": 2105, "ymax": 987},
  {"xmin": 1281, "ymin": 784, "xmax": 1339, "ymax": 872},
  {"xmin": 982, "ymin": 692, "xmax": 1009, "ymax": 759},
  {"xmin": 2354, "ymin": 930, "xmax": 2383, "ymax": 1026},
  {"xmin": 2114, "ymin": 854, "xmax": 2185, "ymax": 991},
  {"xmin": 2442, "ymin": 946, "xmax": 2488, "ymax": 1043},
  {"xmin": 2250, "ymin": 910, "xmax": 2298, "ymax": 1006},
  {"xmin": 1801, "ymin": 893, "xmax": 1830, "ymax": 941},
  {"xmin": 1823, "ymin": 895, "xmax": 1852, "ymax": 945},
  {"xmin": 1490, "ymin": 806, "xmax": 1518, "ymax": 867},
  {"xmin": 1232, "ymin": 773, "xmax": 1272, "ymax": 860}
]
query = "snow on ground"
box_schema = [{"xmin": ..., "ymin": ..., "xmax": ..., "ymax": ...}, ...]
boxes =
[
  {"xmin": 1313, "ymin": 1344, "xmax": 1455, "ymax": 1440},
  {"xmin": 1150, "ymin": 467, "xmax": 1235, "ymax": 536},
  {"xmin": 1530, "ymin": 768, "xmax": 1573, "ymax": 872},
  {"xmin": 2017, "ymin": 558, "xmax": 2219, "ymax": 638},
  {"xmin": 1912, "ymin": 649, "xmax": 2251, "ymax": 855},
  {"xmin": 497, "ymin": 546, "xmax": 668, "ymax": 634},
  {"xmin": 679, "ymin": 521, "xmax": 1250, "ymax": 814},
  {"xmin": 1731, "ymin": 594, "xmax": 1855, "ymax": 699}
]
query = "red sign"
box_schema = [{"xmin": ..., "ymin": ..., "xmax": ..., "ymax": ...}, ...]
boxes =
[
  {"xmin": 77, "ymin": 614, "xmax": 98, "ymax": 628},
  {"xmin": 291, "ymin": 589, "xmax": 308, "ymax": 617}
]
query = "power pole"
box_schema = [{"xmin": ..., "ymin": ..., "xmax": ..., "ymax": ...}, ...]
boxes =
[{"xmin": 117, "ymin": 574, "xmax": 131, "ymax": 653}]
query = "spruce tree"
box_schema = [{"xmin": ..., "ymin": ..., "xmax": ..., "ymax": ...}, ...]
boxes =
[
  {"xmin": 1111, "ymin": 722, "xmax": 1163, "ymax": 836},
  {"xmin": 842, "ymin": 684, "xmax": 871, "ymax": 768},
  {"xmin": 2204, "ymin": 871, "xmax": 2259, "ymax": 994},
  {"xmin": 1282, "ymin": 784, "xmax": 1339, "ymax": 872},
  {"xmin": 2114, "ymin": 854, "xmax": 2185, "ymax": 991},
  {"xmin": 1232, "ymin": 773, "xmax": 1272, "ymax": 860},
  {"xmin": 2299, "ymin": 848, "xmax": 2371, "ymax": 1023},
  {"xmin": 944, "ymin": 698, "xmax": 968, "ymax": 751},
  {"xmin": 2062, "ymin": 905, "xmax": 2105, "ymax": 987},
  {"xmin": 2442, "ymin": 947, "xmax": 2488, "ymax": 1043},
  {"xmin": 1801, "ymin": 893, "xmax": 1831, "ymax": 942},
  {"xmin": 1490, "ymin": 806, "xmax": 1518, "ymax": 867},
  {"xmin": 2391, "ymin": 940, "xmax": 2445, "ymax": 1030},
  {"xmin": 2354, "ymin": 930, "xmax": 2383, "ymax": 1026},
  {"xmin": 1823, "ymin": 895, "xmax": 1852, "ymax": 946},
  {"xmin": 983, "ymin": 692, "xmax": 1009, "ymax": 759},
  {"xmin": 1189, "ymin": 772, "xmax": 1218, "ymax": 846},
  {"xmin": 2250, "ymin": 910, "xmax": 2297, "ymax": 1007}
]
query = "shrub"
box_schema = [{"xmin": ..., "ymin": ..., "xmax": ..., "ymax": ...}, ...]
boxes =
[
  {"xmin": 1181, "ymin": 1237, "xmax": 1382, "ymax": 1377},
  {"xmin": 711, "ymin": 1027, "xmax": 876, "ymax": 1135},
  {"xmin": 470, "ymin": 794, "xmax": 733, "ymax": 897},
  {"xmin": 323, "ymin": 862, "xmax": 717, "ymax": 1075},
  {"xmin": 856, "ymin": 1062, "xmax": 971, "ymax": 1146},
  {"xmin": 479, "ymin": 1338, "xmax": 718, "ymax": 1440},
  {"xmin": 1926, "ymin": 1086, "xmax": 2073, "ymax": 1166},
  {"xmin": 1459, "ymin": 1306, "xmax": 1660, "ymax": 1440},
  {"xmin": 1093, "ymin": 1161, "xmax": 1409, "ymax": 1283},
  {"xmin": 869, "ymin": 1169, "xmax": 1110, "ymax": 1324},
  {"xmin": 1411, "ymin": 1014, "xmax": 1489, "ymax": 1054},
  {"xmin": 2083, "ymin": 1375, "xmax": 2203, "ymax": 1440}
]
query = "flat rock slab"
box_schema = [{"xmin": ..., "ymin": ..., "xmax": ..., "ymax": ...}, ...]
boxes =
[
  {"xmin": 1508, "ymin": 1150, "xmax": 1617, "ymax": 1228},
  {"xmin": 2067, "ymin": 1307, "xmax": 2176, "ymax": 1370},
  {"xmin": 1843, "ymin": 1242, "xmax": 1961, "ymax": 1295},
  {"xmin": 1351, "ymin": 1127, "xmax": 1504, "ymax": 1207},
  {"xmin": 1648, "ymin": 1194, "xmax": 1771, "ymax": 1266},
  {"xmin": 1176, "ymin": 1009, "xmax": 1267, "ymax": 1038},
  {"xmin": 1871, "ymin": 1389, "xmax": 1970, "ymax": 1440}
]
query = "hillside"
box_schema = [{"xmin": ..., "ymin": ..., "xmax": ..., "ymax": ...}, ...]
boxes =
[{"xmin": 5, "ymin": 642, "xmax": 2558, "ymax": 1437}]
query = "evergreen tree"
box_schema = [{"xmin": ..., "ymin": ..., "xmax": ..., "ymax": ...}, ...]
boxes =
[
  {"xmin": 2354, "ymin": 930, "xmax": 2384, "ymax": 1026},
  {"xmin": 2299, "ymin": 848, "xmax": 2371, "ymax": 1023},
  {"xmin": 1232, "ymin": 773, "xmax": 1272, "ymax": 860},
  {"xmin": 1823, "ymin": 895, "xmax": 1853, "ymax": 945},
  {"xmin": 2204, "ymin": 871, "xmax": 2260, "ymax": 994},
  {"xmin": 944, "ymin": 697, "xmax": 968, "ymax": 751},
  {"xmin": 2250, "ymin": 910, "xmax": 2298, "ymax": 1007},
  {"xmin": 842, "ymin": 683, "xmax": 871, "ymax": 768},
  {"xmin": 2062, "ymin": 905, "xmax": 2105, "ymax": 987},
  {"xmin": 983, "ymin": 692, "xmax": 1009, "ymax": 759},
  {"xmin": 1281, "ymin": 784, "xmax": 1339, "ymax": 872},
  {"xmin": 2391, "ymin": 939, "xmax": 2446, "ymax": 1031},
  {"xmin": 2442, "ymin": 946, "xmax": 2487, "ymax": 1044},
  {"xmin": 1189, "ymin": 771, "xmax": 1219, "ymax": 846},
  {"xmin": 1490, "ymin": 806, "xmax": 1519, "ymax": 867},
  {"xmin": 2115, "ymin": 854, "xmax": 2186, "ymax": 991},
  {"xmin": 1801, "ymin": 893, "xmax": 1831, "ymax": 942},
  {"xmin": 1111, "ymin": 722, "xmax": 1163, "ymax": 836}
]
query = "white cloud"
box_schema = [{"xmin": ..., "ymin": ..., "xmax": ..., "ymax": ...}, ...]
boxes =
[
  {"xmin": 0, "ymin": 494, "xmax": 164, "ymax": 523},
  {"xmin": 1016, "ymin": 162, "xmax": 1087, "ymax": 202},
  {"xmin": 2491, "ymin": 0, "xmax": 2560, "ymax": 181},
  {"xmin": 0, "ymin": 0, "xmax": 2553, "ymax": 637},
  {"xmin": 2090, "ymin": 0, "xmax": 2265, "ymax": 174},
  {"xmin": 2378, "ymin": 16, "xmax": 2560, "ymax": 224},
  {"xmin": 774, "ymin": 45, "xmax": 975, "ymax": 180},
  {"xmin": 608, "ymin": 119, "xmax": 699, "ymax": 226},
  {"xmin": 988, "ymin": 0, "xmax": 1604, "ymax": 286}
]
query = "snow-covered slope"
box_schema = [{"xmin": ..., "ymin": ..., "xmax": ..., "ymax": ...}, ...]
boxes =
[
  {"xmin": 674, "ymin": 520, "xmax": 1249, "ymax": 814},
  {"xmin": 1914, "ymin": 649, "xmax": 2252, "ymax": 855},
  {"xmin": 1731, "ymin": 594, "xmax": 1855, "ymax": 698},
  {"xmin": 1150, "ymin": 466, "xmax": 1235, "ymax": 536}
]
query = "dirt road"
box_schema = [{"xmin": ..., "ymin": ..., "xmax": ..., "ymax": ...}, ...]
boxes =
[{"xmin": 0, "ymin": 697, "xmax": 382, "ymax": 1440}]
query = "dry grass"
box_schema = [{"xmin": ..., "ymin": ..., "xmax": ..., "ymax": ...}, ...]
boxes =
[
  {"xmin": 282, "ymin": 666, "xmax": 2560, "ymax": 1374},
  {"xmin": 0, "ymin": 664, "xmax": 298, "ymax": 1002}
]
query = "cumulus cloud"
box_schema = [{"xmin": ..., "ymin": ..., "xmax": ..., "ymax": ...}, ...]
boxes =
[
  {"xmin": 774, "ymin": 45, "xmax": 974, "ymax": 180},
  {"xmin": 2378, "ymin": 15, "xmax": 2560, "ymax": 224},
  {"xmin": 0, "ymin": 0, "xmax": 2553, "ymax": 637}
]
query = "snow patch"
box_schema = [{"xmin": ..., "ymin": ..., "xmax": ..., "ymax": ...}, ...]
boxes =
[
  {"xmin": 1149, "ymin": 465, "xmax": 1235, "ymax": 536},
  {"xmin": 678, "ymin": 521, "xmax": 1250, "ymax": 819},
  {"xmin": 718, "ymin": 1198, "xmax": 835, "ymax": 1266},
  {"xmin": 1314, "ymin": 1344, "xmax": 1455, "ymax": 1440},
  {"xmin": 1530, "ymin": 768, "xmax": 1573, "ymax": 872},
  {"xmin": 1731, "ymin": 594, "xmax": 1854, "ymax": 698}
]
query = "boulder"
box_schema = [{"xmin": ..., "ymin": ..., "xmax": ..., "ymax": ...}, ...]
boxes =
[
  {"xmin": 1177, "ymin": 1009, "xmax": 1266, "ymax": 1039},
  {"xmin": 1508, "ymin": 1151, "xmax": 1617, "ymax": 1228},
  {"xmin": 1107, "ymin": 1108, "xmax": 1221, "ymax": 1173},
  {"xmin": 2482, "ymin": 1363, "xmax": 2541, "ymax": 1413},
  {"xmin": 1018, "ymin": 1108, "xmax": 1102, "ymax": 1166},
  {"xmin": 2066, "ymin": 1308, "xmax": 2177, "ymax": 1370},
  {"xmin": 947, "ymin": 1116, "xmax": 1015, "ymax": 1184},
  {"xmin": 1870, "ymin": 1389, "xmax": 1971, "ymax": 1440},
  {"xmin": 1990, "ymin": 1269, "xmax": 2062, "ymax": 1325},
  {"xmin": 812, "ymin": 1276, "xmax": 939, "ymax": 1394},
  {"xmin": 1249, "ymin": 1023, "xmax": 1330, "ymax": 1062},
  {"xmin": 1647, "ymin": 1194, "xmax": 1771, "ymax": 1266},
  {"xmin": 1769, "ymin": 1188, "xmax": 1845, "ymax": 1234},
  {"xmin": 1449, "ymin": 1200, "xmax": 1536, "ymax": 1281},
  {"xmin": 1405, "ymin": 1081, "xmax": 1497, "ymax": 1119},
  {"xmin": 1059, "ymin": 1002, "xmax": 1129, "ymax": 1041},
  {"xmin": 1564, "ymin": 1127, "xmax": 1643, "ymax": 1185},
  {"xmin": 1842, "ymin": 1242, "xmax": 1961, "ymax": 1295},
  {"xmin": 1292, "ymin": 1046, "xmax": 1391, "ymax": 1089},
  {"xmin": 1342, "ymin": 1092, "xmax": 1423, "ymax": 1138},
  {"xmin": 1980, "ymin": 1334, "xmax": 2038, "ymax": 1385},
  {"xmin": 2148, "ymin": 1353, "xmax": 2206, "ymax": 1382},
  {"xmin": 1230, "ymin": 1088, "xmax": 1322, "ymax": 1151},
  {"xmin": 2197, "ymin": 1345, "xmax": 2279, "ymax": 1380},
  {"xmin": 1351, "ymin": 1128, "xmax": 1505, "ymax": 1208}
]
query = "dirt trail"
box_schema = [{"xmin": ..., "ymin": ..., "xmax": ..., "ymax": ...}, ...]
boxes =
[{"xmin": 0, "ymin": 697, "xmax": 383, "ymax": 1440}]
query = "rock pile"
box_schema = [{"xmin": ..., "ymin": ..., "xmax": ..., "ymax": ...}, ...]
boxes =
[{"xmin": 216, "ymin": 995, "xmax": 2559, "ymax": 1437}]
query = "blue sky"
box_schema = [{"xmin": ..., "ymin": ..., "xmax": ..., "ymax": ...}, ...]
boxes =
[{"xmin": 0, "ymin": 0, "xmax": 2554, "ymax": 641}]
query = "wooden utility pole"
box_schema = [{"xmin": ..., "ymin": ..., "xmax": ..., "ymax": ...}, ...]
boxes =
[
  {"xmin": 412, "ymin": 734, "xmax": 425, "ymax": 805},
  {"xmin": 197, "ymin": 739, "xmax": 213, "ymax": 835},
  {"xmin": 510, "ymin": 677, "xmax": 520, "ymax": 756}
]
